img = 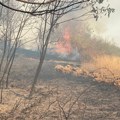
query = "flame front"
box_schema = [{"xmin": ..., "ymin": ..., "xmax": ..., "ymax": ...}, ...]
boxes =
[{"xmin": 55, "ymin": 28, "xmax": 72, "ymax": 54}]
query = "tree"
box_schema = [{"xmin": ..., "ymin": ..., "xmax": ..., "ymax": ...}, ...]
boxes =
[{"xmin": 0, "ymin": 0, "xmax": 32, "ymax": 102}]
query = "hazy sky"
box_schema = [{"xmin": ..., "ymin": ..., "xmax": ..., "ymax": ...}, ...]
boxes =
[
  {"xmin": 60, "ymin": 0, "xmax": 120, "ymax": 48},
  {"xmin": 92, "ymin": 0, "xmax": 120, "ymax": 47},
  {"xmin": 16, "ymin": 0, "xmax": 120, "ymax": 49},
  {"xmin": 24, "ymin": 0, "xmax": 120, "ymax": 50}
]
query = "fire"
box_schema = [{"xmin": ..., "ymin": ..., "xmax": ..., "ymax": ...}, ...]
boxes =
[
  {"xmin": 55, "ymin": 28, "xmax": 72, "ymax": 54},
  {"xmin": 63, "ymin": 29, "xmax": 70, "ymax": 41}
]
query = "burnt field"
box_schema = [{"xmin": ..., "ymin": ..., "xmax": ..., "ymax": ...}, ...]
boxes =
[{"xmin": 0, "ymin": 58, "xmax": 120, "ymax": 120}]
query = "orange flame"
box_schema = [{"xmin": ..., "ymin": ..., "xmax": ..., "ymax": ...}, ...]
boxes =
[
  {"xmin": 55, "ymin": 28, "xmax": 72, "ymax": 54},
  {"xmin": 63, "ymin": 29, "xmax": 70, "ymax": 41}
]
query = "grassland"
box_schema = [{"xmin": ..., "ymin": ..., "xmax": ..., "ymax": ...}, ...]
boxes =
[{"xmin": 0, "ymin": 57, "xmax": 120, "ymax": 120}]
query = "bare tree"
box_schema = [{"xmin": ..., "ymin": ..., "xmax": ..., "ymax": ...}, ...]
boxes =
[
  {"xmin": 0, "ymin": 0, "xmax": 32, "ymax": 103},
  {"xmin": 0, "ymin": 0, "xmax": 114, "ymax": 17}
]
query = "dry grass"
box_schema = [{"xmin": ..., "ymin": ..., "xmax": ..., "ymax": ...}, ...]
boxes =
[
  {"xmin": 82, "ymin": 55, "xmax": 120, "ymax": 72},
  {"xmin": 82, "ymin": 55, "xmax": 120, "ymax": 86},
  {"xmin": 0, "ymin": 79, "xmax": 120, "ymax": 120},
  {"xmin": 0, "ymin": 80, "xmax": 93, "ymax": 120},
  {"xmin": 93, "ymin": 55, "xmax": 120, "ymax": 74},
  {"xmin": 0, "ymin": 59, "xmax": 120, "ymax": 120},
  {"xmin": 55, "ymin": 55, "xmax": 120, "ymax": 87}
]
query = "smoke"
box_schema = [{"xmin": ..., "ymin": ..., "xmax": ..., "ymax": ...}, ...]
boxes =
[{"xmin": 88, "ymin": 0, "xmax": 120, "ymax": 47}]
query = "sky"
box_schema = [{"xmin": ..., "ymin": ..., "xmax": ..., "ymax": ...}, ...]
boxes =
[
  {"xmin": 91, "ymin": 0, "xmax": 120, "ymax": 47},
  {"xmin": 57, "ymin": 0, "xmax": 120, "ymax": 48},
  {"xmin": 9, "ymin": 0, "xmax": 120, "ymax": 49},
  {"xmin": 24, "ymin": 0, "xmax": 120, "ymax": 49}
]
